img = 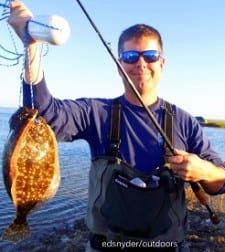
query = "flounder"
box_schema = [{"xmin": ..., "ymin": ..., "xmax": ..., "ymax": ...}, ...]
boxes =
[{"xmin": 1, "ymin": 107, "xmax": 60, "ymax": 242}]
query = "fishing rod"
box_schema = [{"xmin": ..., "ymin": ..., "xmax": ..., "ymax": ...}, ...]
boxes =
[{"xmin": 75, "ymin": 0, "xmax": 219, "ymax": 224}]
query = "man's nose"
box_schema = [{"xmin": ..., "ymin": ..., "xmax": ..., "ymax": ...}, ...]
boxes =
[{"xmin": 136, "ymin": 55, "xmax": 147, "ymax": 67}]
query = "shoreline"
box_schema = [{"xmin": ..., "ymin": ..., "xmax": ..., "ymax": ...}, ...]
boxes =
[
  {"xmin": 3, "ymin": 210, "xmax": 225, "ymax": 252},
  {"xmin": 201, "ymin": 119, "xmax": 225, "ymax": 128}
]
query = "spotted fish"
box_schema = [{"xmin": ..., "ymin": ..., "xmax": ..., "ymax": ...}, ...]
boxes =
[{"xmin": 1, "ymin": 107, "xmax": 60, "ymax": 242}]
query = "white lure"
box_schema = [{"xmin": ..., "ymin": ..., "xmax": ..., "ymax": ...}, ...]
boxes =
[{"xmin": 28, "ymin": 15, "xmax": 71, "ymax": 45}]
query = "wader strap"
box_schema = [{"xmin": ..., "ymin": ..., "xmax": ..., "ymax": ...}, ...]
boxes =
[
  {"xmin": 108, "ymin": 98, "xmax": 122, "ymax": 157},
  {"xmin": 108, "ymin": 99, "xmax": 175, "ymax": 160},
  {"xmin": 164, "ymin": 101, "xmax": 175, "ymax": 158}
]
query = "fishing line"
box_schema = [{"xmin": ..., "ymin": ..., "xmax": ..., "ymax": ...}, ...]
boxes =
[
  {"xmin": 0, "ymin": 44, "xmax": 23, "ymax": 61},
  {"xmin": 20, "ymin": 27, "xmax": 46, "ymax": 109},
  {"xmin": 75, "ymin": 0, "xmax": 219, "ymax": 224},
  {"xmin": 0, "ymin": 1, "xmax": 43, "ymax": 108},
  {"xmin": 0, "ymin": 0, "xmax": 23, "ymax": 67},
  {"xmin": 0, "ymin": 2, "xmax": 10, "ymax": 9},
  {"xmin": 0, "ymin": 0, "xmax": 11, "ymax": 11},
  {"xmin": 0, "ymin": 2, "xmax": 9, "ymax": 21},
  {"xmin": 0, "ymin": 2, "xmax": 69, "ymax": 67},
  {"xmin": 0, "ymin": 2, "xmax": 70, "ymax": 109}
]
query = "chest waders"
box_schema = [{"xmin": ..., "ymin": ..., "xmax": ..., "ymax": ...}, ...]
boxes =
[{"xmin": 86, "ymin": 99, "xmax": 187, "ymax": 248}]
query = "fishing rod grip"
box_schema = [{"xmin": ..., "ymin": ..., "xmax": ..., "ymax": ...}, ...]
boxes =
[
  {"xmin": 170, "ymin": 150, "xmax": 218, "ymax": 222},
  {"xmin": 190, "ymin": 182, "xmax": 219, "ymax": 224},
  {"xmin": 190, "ymin": 182, "xmax": 208, "ymax": 205}
]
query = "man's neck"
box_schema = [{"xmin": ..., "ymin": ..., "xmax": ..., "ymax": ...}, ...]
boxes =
[{"xmin": 124, "ymin": 92, "xmax": 158, "ymax": 107}]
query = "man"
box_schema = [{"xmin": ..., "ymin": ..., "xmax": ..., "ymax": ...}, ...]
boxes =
[{"xmin": 8, "ymin": 2, "xmax": 225, "ymax": 251}]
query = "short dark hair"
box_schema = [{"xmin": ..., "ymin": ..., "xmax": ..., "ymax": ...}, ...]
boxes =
[{"xmin": 118, "ymin": 24, "xmax": 163, "ymax": 55}]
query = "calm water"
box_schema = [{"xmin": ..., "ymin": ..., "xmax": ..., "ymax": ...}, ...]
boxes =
[{"xmin": 0, "ymin": 108, "xmax": 225, "ymax": 251}]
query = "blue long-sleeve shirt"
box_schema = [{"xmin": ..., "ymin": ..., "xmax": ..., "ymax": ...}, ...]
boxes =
[{"xmin": 23, "ymin": 77, "xmax": 224, "ymax": 173}]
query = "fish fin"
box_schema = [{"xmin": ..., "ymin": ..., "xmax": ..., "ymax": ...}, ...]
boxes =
[{"xmin": 0, "ymin": 221, "xmax": 30, "ymax": 243}]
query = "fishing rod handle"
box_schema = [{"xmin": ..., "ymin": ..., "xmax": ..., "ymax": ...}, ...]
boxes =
[
  {"xmin": 190, "ymin": 182, "xmax": 219, "ymax": 224},
  {"xmin": 190, "ymin": 182, "xmax": 208, "ymax": 205},
  {"xmin": 27, "ymin": 15, "xmax": 71, "ymax": 45}
]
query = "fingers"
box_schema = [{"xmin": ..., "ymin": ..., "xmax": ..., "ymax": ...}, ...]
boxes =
[
  {"xmin": 166, "ymin": 150, "xmax": 202, "ymax": 182},
  {"xmin": 8, "ymin": 1, "xmax": 33, "ymax": 41},
  {"xmin": 166, "ymin": 148, "xmax": 189, "ymax": 180},
  {"xmin": 172, "ymin": 148, "xmax": 188, "ymax": 156}
]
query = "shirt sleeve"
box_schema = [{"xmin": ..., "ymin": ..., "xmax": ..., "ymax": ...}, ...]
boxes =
[
  {"xmin": 173, "ymin": 105, "xmax": 225, "ymax": 168},
  {"xmin": 23, "ymin": 75, "xmax": 52, "ymax": 110},
  {"xmin": 22, "ymin": 76, "xmax": 91, "ymax": 142}
]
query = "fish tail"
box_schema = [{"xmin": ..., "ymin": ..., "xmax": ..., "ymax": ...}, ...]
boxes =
[{"xmin": 0, "ymin": 220, "xmax": 30, "ymax": 243}]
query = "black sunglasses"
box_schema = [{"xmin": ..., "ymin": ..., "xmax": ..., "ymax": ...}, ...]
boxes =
[{"xmin": 119, "ymin": 50, "xmax": 161, "ymax": 64}]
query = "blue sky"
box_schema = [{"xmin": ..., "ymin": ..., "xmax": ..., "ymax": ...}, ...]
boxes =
[{"xmin": 0, "ymin": 0, "xmax": 225, "ymax": 119}]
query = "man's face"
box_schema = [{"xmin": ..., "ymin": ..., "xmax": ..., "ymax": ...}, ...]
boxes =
[{"xmin": 119, "ymin": 36, "xmax": 165, "ymax": 97}]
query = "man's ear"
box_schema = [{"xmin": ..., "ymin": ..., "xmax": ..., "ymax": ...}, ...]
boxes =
[{"xmin": 160, "ymin": 56, "xmax": 165, "ymax": 70}]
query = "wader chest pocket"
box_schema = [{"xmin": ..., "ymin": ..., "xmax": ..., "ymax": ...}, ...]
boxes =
[{"xmin": 101, "ymin": 171, "xmax": 172, "ymax": 238}]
